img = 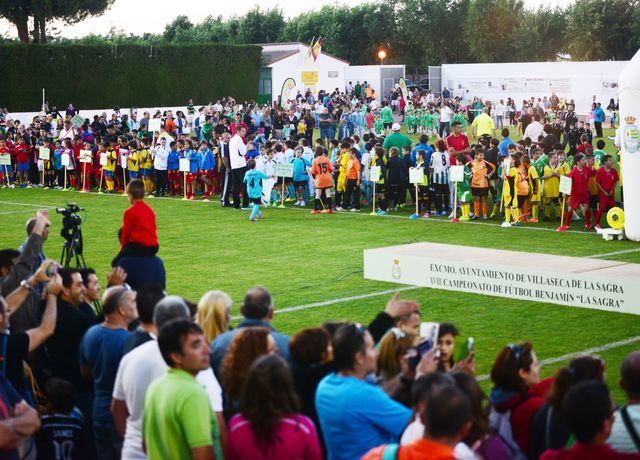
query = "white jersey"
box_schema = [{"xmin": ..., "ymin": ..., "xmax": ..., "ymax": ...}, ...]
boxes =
[{"xmin": 430, "ymin": 150, "xmax": 450, "ymax": 184}]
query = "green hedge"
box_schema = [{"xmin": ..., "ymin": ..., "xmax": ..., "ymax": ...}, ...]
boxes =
[{"xmin": 0, "ymin": 43, "xmax": 261, "ymax": 112}]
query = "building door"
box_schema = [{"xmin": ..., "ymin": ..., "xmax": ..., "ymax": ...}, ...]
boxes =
[
  {"xmin": 382, "ymin": 78, "xmax": 395, "ymax": 99},
  {"xmin": 258, "ymin": 68, "xmax": 272, "ymax": 105}
]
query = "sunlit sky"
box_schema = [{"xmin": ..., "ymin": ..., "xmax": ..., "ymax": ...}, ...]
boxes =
[{"xmin": 0, "ymin": 0, "xmax": 575, "ymax": 40}]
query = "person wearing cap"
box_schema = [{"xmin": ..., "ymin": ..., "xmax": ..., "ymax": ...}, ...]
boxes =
[{"xmin": 382, "ymin": 123, "xmax": 412, "ymax": 152}]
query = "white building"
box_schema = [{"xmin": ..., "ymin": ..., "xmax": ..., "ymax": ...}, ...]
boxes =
[
  {"xmin": 260, "ymin": 42, "xmax": 349, "ymax": 105},
  {"xmin": 345, "ymin": 65, "xmax": 406, "ymax": 102},
  {"xmin": 439, "ymin": 61, "xmax": 628, "ymax": 114}
]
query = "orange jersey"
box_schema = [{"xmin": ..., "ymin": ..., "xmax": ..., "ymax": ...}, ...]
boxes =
[
  {"xmin": 517, "ymin": 165, "xmax": 529, "ymax": 195},
  {"xmin": 346, "ymin": 158, "xmax": 361, "ymax": 180},
  {"xmin": 311, "ymin": 156, "xmax": 334, "ymax": 188},
  {"xmin": 469, "ymin": 159, "xmax": 495, "ymax": 188}
]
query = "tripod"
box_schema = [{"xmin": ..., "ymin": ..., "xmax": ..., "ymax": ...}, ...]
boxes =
[{"xmin": 60, "ymin": 224, "xmax": 87, "ymax": 268}]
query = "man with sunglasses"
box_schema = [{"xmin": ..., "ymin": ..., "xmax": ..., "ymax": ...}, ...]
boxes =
[{"xmin": 316, "ymin": 322, "xmax": 413, "ymax": 460}]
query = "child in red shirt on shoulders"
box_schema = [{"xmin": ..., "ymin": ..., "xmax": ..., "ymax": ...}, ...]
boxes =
[{"xmin": 111, "ymin": 179, "xmax": 159, "ymax": 267}]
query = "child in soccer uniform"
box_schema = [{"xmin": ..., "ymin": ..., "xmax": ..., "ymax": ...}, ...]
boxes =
[
  {"xmin": 335, "ymin": 142, "xmax": 350, "ymax": 211},
  {"xmin": 127, "ymin": 142, "xmax": 140, "ymax": 180},
  {"xmin": 525, "ymin": 155, "xmax": 541, "ymax": 223},
  {"xmin": 183, "ymin": 140, "xmax": 199, "ymax": 200},
  {"xmin": 167, "ymin": 141, "xmax": 181, "ymax": 196},
  {"xmin": 469, "ymin": 147, "xmax": 496, "ymax": 220},
  {"xmin": 343, "ymin": 147, "xmax": 362, "ymax": 212},
  {"xmin": 80, "ymin": 141, "xmax": 94, "ymax": 191},
  {"xmin": 291, "ymin": 147, "xmax": 311, "ymax": 207},
  {"xmin": 261, "ymin": 148, "xmax": 277, "ymax": 205},
  {"xmin": 586, "ymin": 155, "xmax": 599, "ymax": 228},
  {"xmin": 430, "ymin": 140, "xmax": 450, "ymax": 216},
  {"xmin": 0, "ymin": 139, "xmax": 14, "ymax": 188},
  {"xmin": 542, "ymin": 152, "xmax": 561, "ymax": 220},
  {"xmin": 63, "ymin": 140, "xmax": 77, "ymax": 190},
  {"xmin": 516, "ymin": 155, "xmax": 530, "ymax": 223},
  {"xmin": 593, "ymin": 140, "xmax": 607, "ymax": 166},
  {"xmin": 594, "ymin": 154, "xmax": 619, "ymax": 229},
  {"xmin": 103, "ymin": 143, "xmax": 118, "ymax": 192},
  {"xmin": 310, "ymin": 147, "xmax": 335, "ymax": 213},
  {"xmin": 14, "ymin": 138, "xmax": 30, "ymax": 186},
  {"xmin": 501, "ymin": 155, "xmax": 521, "ymax": 227},
  {"xmin": 198, "ymin": 141, "xmax": 216, "ymax": 200},
  {"xmin": 243, "ymin": 158, "xmax": 268, "ymax": 221},
  {"xmin": 414, "ymin": 150, "xmax": 431, "ymax": 217},
  {"xmin": 557, "ymin": 154, "xmax": 591, "ymax": 232},
  {"xmin": 139, "ymin": 138, "xmax": 153, "ymax": 193},
  {"xmin": 373, "ymin": 147, "xmax": 389, "ymax": 215},
  {"xmin": 456, "ymin": 154, "xmax": 472, "ymax": 221}
]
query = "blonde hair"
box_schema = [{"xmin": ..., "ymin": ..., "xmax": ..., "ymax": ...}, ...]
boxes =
[{"xmin": 196, "ymin": 290, "xmax": 232, "ymax": 343}]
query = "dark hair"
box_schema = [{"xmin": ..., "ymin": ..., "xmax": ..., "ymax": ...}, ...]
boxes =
[
  {"xmin": 102, "ymin": 285, "xmax": 131, "ymax": 316},
  {"xmin": 0, "ymin": 249, "xmax": 20, "ymax": 269},
  {"xmin": 563, "ymin": 381, "xmax": 612, "ymax": 443},
  {"xmin": 127, "ymin": 179, "xmax": 145, "ymax": 200},
  {"xmin": 239, "ymin": 355, "xmax": 300, "ymax": 451},
  {"xmin": 490, "ymin": 342, "xmax": 536, "ymax": 394},
  {"xmin": 247, "ymin": 158, "xmax": 256, "ymax": 169},
  {"xmin": 410, "ymin": 373, "xmax": 453, "ymax": 409},
  {"xmin": 44, "ymin": 378, "xmax": 76, "ymax": 414},
  {"xmin": 574, "ymin": 153, "xmax": 585, "ymax": 163},
  {"xmin": 435, "ymin": 139, "xmax": 446, "ymax": 152},
  {"xmin": 621, "ymin": 351, "xmax": 640, "ymax": 399},
  {"xmin": 241, "ymin": 286, "xmax": 273, "ymax": 320},
  {"xmin": 602, "ymin": 154, "xmax": 612, "ymax": 164},
  {"xmin": 456, "ymin": 154, "xmax": 467, "ymax": 164},
  {"xmin": 547, "ymin": 356, "xmax": 604, "ymax": 411},
  {"xmin": 451, "ymin": 372, "xmax": 491, "ymax": 443},
  {"xmin": 419, "ymin": 134, "xmax": 429, "ymax": 144},
  {"xmin": 501, "ymin": 128, "xmax": 510, "ymax": 137},
  {"xmin": 158, "ymin": 319, "xmax": 204, "ymax": 367},
  {"xmin": 596, "ymin": 140, "xmax": 605, "ymax": 149},
  {"xmin": 289, "ymin": 327, "xmax": 330, "ymax": 365},
  {"xmin": 136, "ymin": 284, "xmax": 165, "ymax": 324},
  {"xmin": 452, "ymin": 121, "xmax": 462, "ymax": 128},
  {"xmin": 423, "ymin": 385, "xmax": 472, "ymax": 439},
  {"xmin": 332, "ymin": 323, "xmax": 367, "ymax": 371},
  {"xmin": 438, "ymin": 323, "xmax": 459, "ymax": 339},
  {"xmin": 221, "ymin": 327, "xmax": 272, "ymax": 401},
  {"xmin": 58, "ymin": 268, "xmax": 80, "ymax": 289},
  {"xmin": 78, "ymin": 268, "xmax": 96, "ymax": 287},
  {"xmin": 25, "ymin": 218, "xmax": 37, "ymax": 236}
]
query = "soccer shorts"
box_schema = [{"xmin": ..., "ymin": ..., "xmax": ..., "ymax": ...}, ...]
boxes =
[
  {"xmin": 569, "ymin": 195, "xmax": 588, "ymax": 210},
  {"xmin": 293, "ymin": 180, "xmax": 308, "ymax": 188},
  {"xmin": 129, "ymin": 171, "xmax": 139, "ymax": 179},
  {"xmin": 249, "ymin": 197, "xmax": 262, "ymax": 205},
  {"xmin": 530, "ymin": 191, "xmax": 542, "ymax": 202},
  {"xmin": 471, "ymin": 187, "xmax": 488, "ymax": 197},
  {"xmin": 505, "ymin": 194, "xmax": 518, "ymax": 207},
  {"xmin": 186, "ymin": 173, "xmax": 197, "ymax": 183},
  {"xmin": 17, "ymin": 163, "xmax": 29, "ymax": 173},
  {"xmin": 140, "ymin": 168, "xmax": 151, "ymax": 177},
  {"xmin": 315, "ymin": 187, "xmax": 333, "ymax": 199},
  {"xmin": 383, "ymin": 122, "xmax": 393, "ymax": 129},
  {"xmin": 104, "ymin": 170, "xmax": 114, "ymax": 179},
  {"xmin": 598, "ymin": 195, "xmax": 615, "ymax": 211},
  {"xmin": 589, "ymin": 195, "xmax": 599, "ymax": 209},
  {"xmin": 459, "ymin": 189, "xmax": 471, "ymax": 203}
]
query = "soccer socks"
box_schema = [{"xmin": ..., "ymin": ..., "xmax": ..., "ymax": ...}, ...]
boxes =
[
  {"xmin": 106, "ymin": 179, "xmax": 114, "ymax": 191},
  {"xmin": 595, "ymin": 208, "xmax": 604, "ymax": 227},
  {"xmin": 250, "ymin": 204, "xmax": 260, "ymax": 220},
  {"xmin": 512, "ymin": 207, "xmax": 520, "ymax": 223},
  {"xmin": 474, "ymin": 202, "xmax": 480, "ymax": 216},
  {"xmin": 315, "ymin": 198, "xmax": 322, "ymax": 210},
  {"xmin": 482, "ymin": 202, "xmax": 488, "ymax": 217},
  {"xmin": 585, "ymin": 209, "xmax": 591, "ymax": 228},
  {"xmin": 565, "ymin": 210, "xmax": 573, "ymax": 228},
  {"xmin": 505, "ymin": 208, "xmax": 512, "ymax": 223},
  {"xmin": 532, "ymin": 203, "xmax": 539, "ymax": 220}
]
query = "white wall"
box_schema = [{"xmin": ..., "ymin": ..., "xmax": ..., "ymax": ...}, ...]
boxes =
[
  {"xmin": 441, "ymin": 61, "xmax": 628, "ymax": 114},
  {"xmin": 345, "ymin": 65, "xmax": 406, "ymax": 102}
]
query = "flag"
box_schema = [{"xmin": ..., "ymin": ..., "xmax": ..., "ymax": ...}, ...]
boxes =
[{"xmin": 310, "ymin": 37, "xmax": 323, "ymax": 62}]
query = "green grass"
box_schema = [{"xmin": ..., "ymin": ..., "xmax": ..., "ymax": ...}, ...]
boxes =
[{"xmin": 1, "ymin": 186, "xmax": 639, "ymax": 403}]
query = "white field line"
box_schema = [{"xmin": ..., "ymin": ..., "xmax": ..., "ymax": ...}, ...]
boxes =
[
  {"xmin": 0, "ymin": 200, "xmax": 57, "ymax": 209},
  {"xmin": 587, "ymin": 247, "xmax": 640, "ymax": 258},
  {"xmin": 476, "ymin": 335, "xmax": 640, "ymax": 381}
]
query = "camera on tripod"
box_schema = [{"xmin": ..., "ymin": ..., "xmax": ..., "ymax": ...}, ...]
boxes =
[{"xmin": 56, "ymin": 203, "xmax": 86, "ymax": 268}]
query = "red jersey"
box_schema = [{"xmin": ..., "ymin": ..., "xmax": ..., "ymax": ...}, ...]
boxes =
[
  {"xmin": 14, "ymin": 143, "xmax": 30, "ymax": 164},
  {"xmin": 568, "ymin": 166, "xmax": 591, "ymax": 199},
  {"xmin": 120, "ymin": 201, "xmax": 158, "ymax": 249},
  {"xmin": 446, "ymin": 133, "xmax": 470, "ymax": 153},
  {"xmin": 595, "ymin": 166, "xmax": 619, "ymax": 195}
]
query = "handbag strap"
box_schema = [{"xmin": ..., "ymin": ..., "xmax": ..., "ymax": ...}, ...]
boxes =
[{"xmin": 620, "ymin": 406, "xmax": 640, "ymax": 452}]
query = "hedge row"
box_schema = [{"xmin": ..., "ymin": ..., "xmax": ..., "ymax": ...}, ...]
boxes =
[{"xmin": 0, "ymin": 43, "xmax": 262, "ymax": 112}]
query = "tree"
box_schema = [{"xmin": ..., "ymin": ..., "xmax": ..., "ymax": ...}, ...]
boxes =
[
  {"xmin": 464, "ymin": 0, "xmax": 524, "ymax": 62},
  {"xmin": 236, "ymin": 7, "xmax": 284, "ymax": 44},
  {"xmin": 163, "ymin": 15, "xmax": 194, "ymax": 43},
  {"xmin": 565, "ymin": 0, "xmax": 639, "ymax": 60},
  {"xmin": 0, "ymin": 0, "xmax": 115, "ymax": 43}
]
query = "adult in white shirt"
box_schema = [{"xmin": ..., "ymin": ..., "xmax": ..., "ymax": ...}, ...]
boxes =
[
  {"xmin": 229, "ymin": 126, "xmax": 249, "ymax": 209},
  {"xmin": 494, "ymin": 100, "xmax": 506, "ymax": 128},
  {"xmin": 58, "ymin": 121, "xmax": 76, "ymax": 140},
  {"xmin": 523, "ymin": 113, "xmax": 545, "ymax": 143},
  {"xmin": 608, "ymin": 351, "xmax": 640, "ymax": 453},
  {"xmin": 153, "ymin": 137, "xmax": 169, "ymax": 197},
  {"xmin": 111, "ymin": 296, "xmax": 224, "ymax": 460},
  {"xmin": 439, "ymin": 104, "xmax": 454, "ymax": 138}
]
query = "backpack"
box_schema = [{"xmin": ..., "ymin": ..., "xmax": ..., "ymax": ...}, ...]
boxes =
[
  {"xmin": 488, "ymin": 403, "xmax": 528, "ymax": 460},
  {"xmin": 380, "ymin": 443, "xmax": 399, "ymax": 460}
]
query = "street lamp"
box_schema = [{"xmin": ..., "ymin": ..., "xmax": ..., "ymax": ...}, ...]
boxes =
[{"xmin": 378, "ymin": 49, "xmax": 387, "ymax": 66}]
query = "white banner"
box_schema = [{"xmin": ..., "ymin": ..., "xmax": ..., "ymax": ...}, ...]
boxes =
[
  {"xmin": 39, "ymin": 147, "xmax": 50, "ymax": 161},
  {"xmin": 364, "ymin": 242, "xmax": 640, "ymax": 315},
  {"xmin": 559, "ymin": 175, "xmax": 572, "ymax": 195},
  {"xmin": 99, "ymin": 153, "xmax": 108, "ymax": 166},
  {"xmin": 450, "ymin": 165, "xmax": 464, "ymax": 182},
  {"xmin": 0, "ymin": 155, "xmax": 11, "ymax": 166},
  {"xmin": 179, "ymin": 158, "xmax": 190, "ymax": 172},
  {"xmin": 61, "ymin": 153, "xmax": 70, "ymax": 167},
  {"xmin": 409, "ymin": 168, "xmax": 424, "ymax": 184},
  {"xmin": 276, "ymin": 163, "xmax": 294, "ymax": 178},
  {"xmin": 370, "ymin": 165, "xmax": 381, "ymax": 183},
  {"xmin": 79, "ymin": 150, "xmax": 92, "ymax": 163}
]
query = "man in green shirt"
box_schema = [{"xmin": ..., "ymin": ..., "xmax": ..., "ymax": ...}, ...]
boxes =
[
  {"xmin": 143, "ymin": 320, "xmax": 222, "ymax": 460},
  {"xmin": 380, "ymin": 102, "xmax": 394, "ymax": 132},
  {"xmin": 382, "ymin": 123, "xmax": 412, "ymax": 152}
]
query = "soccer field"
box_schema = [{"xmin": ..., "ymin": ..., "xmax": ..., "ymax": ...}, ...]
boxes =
[{"xmin": 1, "ymin": 188, "xmax": 639, "ymax": 402}]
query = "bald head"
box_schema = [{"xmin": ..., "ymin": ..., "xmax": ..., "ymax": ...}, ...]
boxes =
[
  {"xmin": 240, "ymin": 286, "xmax": 273, "ymax": 320},
  {"xmin": 154, "ymin": 295, "xmax": 190, "ymax": 329},
  {"xmin": 621, "ymin": 351, "xmax": 640, "ymax": 400}
]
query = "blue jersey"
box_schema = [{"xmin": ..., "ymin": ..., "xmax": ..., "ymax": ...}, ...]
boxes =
[
  {"xmin": 167, "ymin": 149, "xmax": 180, "ymax": 171},
  {"xmin": 199, "ymin": 148, "xmax": 216, "ymax": 171},
  {"xmin": 291, "ymin": 157, "xmax": 311, "ymax": 182},
  {"xmin": 243, "ymin": 169, "xmax": 268, "ymax": 199},
  {"xmin": 183, "ymin": 148, "xmax": 200, "ymax": 174}
]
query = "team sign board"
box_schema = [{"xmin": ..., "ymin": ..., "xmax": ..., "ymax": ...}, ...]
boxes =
[
  {"xmin": 276, "ymin": 163, "xmax": 294, "ymax": 178},
  {"xmin": 364, "ymin": 242, "xmax": 640, "ymax": 315}
]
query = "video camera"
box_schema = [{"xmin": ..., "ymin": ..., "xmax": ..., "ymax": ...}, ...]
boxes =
[{"xmin": 56, "ymin": 203, "xmax": 83, "ymax": 241}]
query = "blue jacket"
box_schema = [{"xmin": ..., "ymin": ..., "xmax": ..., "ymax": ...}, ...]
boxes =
[
  {"xmin": 594, "ymin": 107, "xmax": 605, "ymax": 123},
  {"xmin": 167, "ymin": 149, "xmax": 180, "ymax": 171},
  {"xmin": 199, "ymin": 148, "xmax": 216, "ymax": 171},
  {"xmin": 411, "ymin": 143, "xmax": 434, "ymax": 166},
  {"xmin": 291, "ymin": 157, "xmax": 311, "ymax": 182},
  {"xmin": 183, "ymin": 148, "xmax": 200, "ymax": 174},
  {"xmin": 210, "ymin": 319, "xmax": 290, "ymax": 378},
  {"xmin": 499, "ymin": 137, "xmax": 514, "ymax": 157}
]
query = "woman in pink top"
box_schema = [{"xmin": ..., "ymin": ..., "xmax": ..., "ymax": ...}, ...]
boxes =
[{"xmin": 227, "ymin": 355, "xmax": 323, "ymax": 460}]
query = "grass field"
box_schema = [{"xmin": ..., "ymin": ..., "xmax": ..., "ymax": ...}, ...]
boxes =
[{"xmin": 1, "ymin": 183, "xmax": 639, "ymax": 402}]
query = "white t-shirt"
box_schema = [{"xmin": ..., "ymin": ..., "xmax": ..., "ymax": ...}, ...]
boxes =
[
  {"xmin": 113, "ymin": 340, "xmax": 223, "ymax": 460},
  {"xmin": 440, "ymin": 106, "xmax": 453, "ymax": 123},
  {"xmin": 58, "ymin": 126, "xmax": 76, "ymax": 140},
  {"xmin": 361, "ymin": 151, "xmax": 372, "ymax": 181},
  {"xmin": 523, "ymin": 121, "xmax": 544, "ymax": 142},
  {"xmin": 153, "ymin": 145, "xmax": 169, "ymax": 170},
  {"xmin": 608, "ymin": 405, "xmax": 640, "ymax": 453},
  {"xmin": 228, "ymin": 133, "xmax": 247, "ymax": 170}
]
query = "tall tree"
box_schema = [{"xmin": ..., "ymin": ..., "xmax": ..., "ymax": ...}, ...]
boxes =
[
  {"xmin": 236, "ymin": 7, "xmax": 284, "ymax": 44},
  {"xmin": 464, "ymin": 0, "xmax": 524, "ymax": 62},
  {"xmin": 0, "ymin": 0, "xmax": 115, "ymax": 43},
  {"xmin": 565, "ymin": 0, "xmax": 639, "ymax": 60}
]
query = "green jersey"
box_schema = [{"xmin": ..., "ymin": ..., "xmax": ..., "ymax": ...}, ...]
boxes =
[
  {"xmin": 593, "ymin": 149, "xmax": 606, "ymax": 165},
  {"xmin": 452, "ymin": 113, "xmax": 467, "ymax": 129},
  {"xmin": 533, "ymin": 154, "xmax": 548, "ymax": 177},
  {"xmin": 380, "ymin": 106, "xmax": 394, "ymax": 124},
  {"xmin": 457, "ymin": 165, "xmax": 472, "ymax": 202}
]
